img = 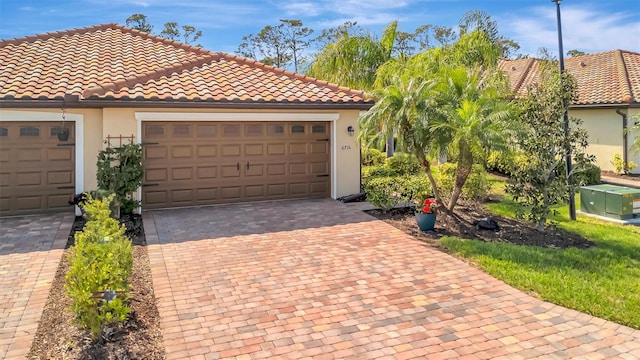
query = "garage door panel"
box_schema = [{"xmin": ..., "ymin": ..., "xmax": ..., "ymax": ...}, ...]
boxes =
[
  {"xmin": 146, "ymin": 146, "xmax": 167, "ymax": 159},
  {"xmin": 267, "ymin": 184, "xmax": 286, "ymax": 196},
  {"xmin": 197, "ymin": 166, "xmax": 217, "ymax": 179},
  {"xmin": 310, "ymin": 162, "xmax": 329, "ymax": 175},
  {"xmin": 48, "ymin": 194, "xmax": 73, "ymax": 208},
  {"xmin": 289, "ymin": 143, "xmax": 307, "ymax": 155},
  {"xmin": 289, "ymin": 183, "xmax": 308, "ymax": 195},
  {"xmin": 197, "ymin": 145, "xmax": 217, "ymax": 157},
  {"xmin": 47, "ymin": 170, "xmax": 73, "ymax": 185},
  {"xmin": 16, "ymin": 196, "xmax": 43, "ymax": 210},
  {"xmin": 310, "ymin": 143, "xmax": 328, "ymax": 154},
  {"xmin": 144, "ymin": 190, "xmax": 167, "ymax": 205},
  {"xmin": 146, "ymin": 168, "xmax": 168, "ymax": 182},
  {"xmin": 245, "ymin": 144, "xmax": 264, "ymax": 156},
  {"xmin": 267, "ymin": 163, "xmax": 286, "ymax": 176},
  {"xmin": 172, "ymin": 146, "xmax": 193, "ymax": 158},
  {"xmin": 222, "ymin": 144, "xmax": 241, "ymax": 157},
  {"xmin": 310, "ymin": 181, "xmax": 330, "ymax": 194},
  {"xmin": 47, "ymin": 147, "xmax": 73, "ymax": 161},
  {"xmin": 0, "ymin": 173, "xmax": 9, "ymax": 187},
  {"xmin": 16, "ymin": 172, "xmax": 42, "ymax": 186},
  {"xmin": 196, "ymin": 188, "xmax": 218, "ymax": 201},
  {"xmin": 221, "ymin": 165, "xmax": 241, "ymax": 178},
  {"xmin": 246, "ymin": 164, "xmax": 264, "ymax": 177},
  {"xmin": 0, "ymin": 149, "xmax": 9, "ymax": 162},
  {"xmin": 245, "ymin": 185, "xmax": 265, "ymax": 198},
  {"xmin": 267, "ymin": 143, "xmax": 285, "ymax": 155},
  {"xmin": 171, "ymin": 167, "xmax": 193, "ymax": 180},
  {"xmin": 0, "ymin": 197, "xmax": 9, "ymax": 212},
  {"xmin": 18, "ymin": 148, "xmax": 42, "ymax": 161},
  {"xmin": 289, "ymin": 163, "xmax": 307, "ymax": 175},
  {"xmin": 142, "ymin": 121, "xmax": 330, "ymax": 209},
  {"xmin": 220, "ymin": 186, "xmax": 241, "ymax": 200},
  {"xmin": 171, "ymin": 189, "xmax": 193, "ymax": 203}
]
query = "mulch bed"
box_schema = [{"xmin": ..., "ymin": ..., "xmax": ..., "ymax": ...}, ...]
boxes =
[
  {"xmin": 366, "ymin": 201, "xmax": 594, "ymax": 249},
  {"xmin": 28, "ymin": 215, "xmax": 165, "ymax": 360},
  {"xmin": 601, "ymin": 170, "xmax": 640, "ymax": 182}
]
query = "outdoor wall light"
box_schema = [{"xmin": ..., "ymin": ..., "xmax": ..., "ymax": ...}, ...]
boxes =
[{"xmin": 347, "ymin": 125, "xmax": 355, "ymax": 136}]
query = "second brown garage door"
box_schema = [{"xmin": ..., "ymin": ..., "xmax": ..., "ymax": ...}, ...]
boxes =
[{"xmin": 142, "ymin": 121, "xmax": 331, "ymax": 209}]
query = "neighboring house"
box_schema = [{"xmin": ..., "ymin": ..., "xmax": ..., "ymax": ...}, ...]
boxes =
[
  {"xmin": 499, "ymin": 50, "xmax": 640, "ymax": 175},
  {"xmin": 0, "ymin": 24, "xmax": 372, "ymax": 216}
]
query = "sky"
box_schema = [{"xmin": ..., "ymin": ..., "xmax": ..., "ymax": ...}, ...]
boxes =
[{"xmin": 1, "ymin": 0, "xmax": 639, "ymax": 59}]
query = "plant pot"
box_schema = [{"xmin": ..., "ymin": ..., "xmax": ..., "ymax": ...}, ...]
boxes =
[
  {"xmin": 415, "ymin": 212, "xmax": 437, "ymax": 231},
  {"xmin": 57, "ymin": 127, "xmax": 70, "ymax": 141}
]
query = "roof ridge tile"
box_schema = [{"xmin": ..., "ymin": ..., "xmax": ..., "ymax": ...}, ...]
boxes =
[
  {"xmin": 614, "ymin": 50, "xmax": 634, "ymax": 103},
  {"xmin": 217, "ymin": 53, "xmax": 368, "ymax": 99},
  {"xmin": 0, "ymin": 23, "xmax": 117, "ymax": 46}
]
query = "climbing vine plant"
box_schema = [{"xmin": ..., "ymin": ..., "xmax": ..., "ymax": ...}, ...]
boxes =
[{"xmin": 96, "ymin": 143, "xmax": 144, "ymax": 215}]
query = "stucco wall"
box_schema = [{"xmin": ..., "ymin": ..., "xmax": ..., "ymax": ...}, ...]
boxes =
[{"xmin": 571, "ymin": 108, "xmax": 639, "ymax": 174}]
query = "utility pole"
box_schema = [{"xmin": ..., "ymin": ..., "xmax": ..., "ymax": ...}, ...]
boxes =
[{"xmin": 553, "ymin": 0, "xmax": 576, "ymax": 220}]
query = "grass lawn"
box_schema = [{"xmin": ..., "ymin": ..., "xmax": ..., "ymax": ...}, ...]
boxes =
[{"xmin": 440, "ymin": 177, "xmax": 640, "ymax": 329}]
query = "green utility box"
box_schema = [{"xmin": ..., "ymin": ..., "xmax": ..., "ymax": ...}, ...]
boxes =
[{"xmin": 580, "ymin": 184, "xmax": 640, "ymax": 220}]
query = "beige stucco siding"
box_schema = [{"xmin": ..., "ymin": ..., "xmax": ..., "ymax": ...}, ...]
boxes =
[
  {"xmin": 626, "ymin": 108, "xmax": 640, "ymax": 174},
  {"xmin": 571, "ymin": 108, "xmax": 639, "ymax": 174}
]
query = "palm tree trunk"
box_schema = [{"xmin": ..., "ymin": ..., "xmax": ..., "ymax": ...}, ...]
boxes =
[
  {"xmin": 419, "ymin": 158, "xmax": 453, "ymax": 217},
  {"xmin": 448, "ymin": 145, "xmax": 473, "ymax": 212}
]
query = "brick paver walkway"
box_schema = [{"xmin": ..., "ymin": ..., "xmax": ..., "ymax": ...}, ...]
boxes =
[
  {"xmin": 0, "ymin": 213, "xmax": 72, "ymax": 359},
  {"xmin": 144, "ymin": 199, "xmax": 640, "ymax": 359}
]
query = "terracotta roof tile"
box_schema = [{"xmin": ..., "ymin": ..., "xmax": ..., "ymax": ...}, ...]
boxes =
[
  {"xmin": 499, "ymin": 50, "xmax": 640, "ymax": 105},
  {"xmin": 0, "ymin": 23, "xmax": 369, "ymax": 106}
]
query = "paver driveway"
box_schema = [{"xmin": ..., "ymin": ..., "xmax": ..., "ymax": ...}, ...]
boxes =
[
  {"xmin": 144, "ymin": 199, "xmax": 640, "ymax": 359},
  {"xmin": 0, "ymin": 213, "xmax": 72, "ymax": 359}
]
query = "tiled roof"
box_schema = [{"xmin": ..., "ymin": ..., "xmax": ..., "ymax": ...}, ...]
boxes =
[
  {"xmin": 0, "ymin": 24, "xmax": 369, "ymax": 106},
  {"xmin": 499, "ymin": 50, "xmax": 640, "ymax": 105}
]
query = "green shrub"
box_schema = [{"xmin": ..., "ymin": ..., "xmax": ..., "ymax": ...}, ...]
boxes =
[
  {"xmin": 362, "ymin": 148, "xmax": 386, "ymax": 166},
  {"xmin": 485, "ymin": 150, "xmax": 513, "ymax": 174},
  {"xmin": 575, "ymin": 163, "xmax": 601, "ymax": 185},
  {"xmin": 97, "ymin": 143, "xmax": 144, "ymax": 215},
  {"xmin": 611, "ymin": 153, "xmax": 637, "ymax": 175},
  {"xmin": 364, "ymin": 176, "xmax": 405, "ymax": 211},
  {"xmin": 361, "ymin": 165, "xmax": 396, "ymax": 187},
  {"xmin": 399, "ymin": 174, "xmax": 433, "ymax": 205},
  {"xmin": 66, "ymin": 195, "xmax": 133, "ymax": 339},
  {"xmin": 385, "ymin": 152, "xmax": 422, "ymax": 175},
  {"xmin": 437, "ymin": 163, "xmax": 491, "ymax": 202}
]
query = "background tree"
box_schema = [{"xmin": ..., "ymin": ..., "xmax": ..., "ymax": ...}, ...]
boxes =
[
  {"xmin": 315, "ymin": 21, "xmax": 362, "ymax": 47},
  {"xmin": 124, "ymin": 14, "xmax": 202, "ymax": 46},
  {"xmin": 459, "ymin": 9, "xmax": 520, "ymax": 57},
  {"xmin": 236, "ymin": 20, "xmax": 314, "ymax": 70},
  {"xmin": 126, "ymin": 14, "xmax": 153, "ymax": 33},
  {"xmin": 307, "ymin": 21, "xmax": 398, "ymax": 91},
  {"xmin": 567, "ymin": 49, "xmax": 586, "ymax": 57},
  {"xmin": 280, "ymin": 19, "xmax": 314, "ymax": 72},
  {"xmin": 506, "ymin": 63, "xmax": 594, "ymax": 231}
]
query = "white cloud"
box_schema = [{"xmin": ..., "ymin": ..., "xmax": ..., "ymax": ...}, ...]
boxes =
[
  {"xmin": 504, "ymin": 5, "xmax": 640, "ymax": 57},
  {"xmin": 280, "ymin": 2, "xmax": 322, "ymax": 17}
]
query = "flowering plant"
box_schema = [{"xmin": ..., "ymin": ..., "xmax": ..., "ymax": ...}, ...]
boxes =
[{"xmin": 416, "ymin": 198, "xmax": 439, "ymax": 214}]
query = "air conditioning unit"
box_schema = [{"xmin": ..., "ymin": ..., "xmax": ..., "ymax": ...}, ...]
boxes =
[{"xmin": 580, "ymin": 184, "xmax": 640, "ymax": 220}]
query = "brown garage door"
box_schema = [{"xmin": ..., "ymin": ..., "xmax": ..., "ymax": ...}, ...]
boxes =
[
  {"xmin": 142, "ymin": 121, "xmax": 331, "ymax": 209},
  {"xmin": 0, "ymin": 122, "xmax": 75, "ymax": 216}
]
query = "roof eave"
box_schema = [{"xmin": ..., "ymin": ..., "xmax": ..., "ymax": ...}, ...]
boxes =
[{"xmin": 0, "ymin": 99, "xmax": 374, "ymax": 111}]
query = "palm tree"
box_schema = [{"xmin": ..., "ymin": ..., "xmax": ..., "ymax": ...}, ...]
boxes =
[
  {"xmin": 307, "ymin": 21, "xmax": 397, "ymax": 91},
  {"xmin": 359, "ymin": 75, "xmax": 447, "ymax": 206},
  {"xmin": 431, "ymin": 66, "xmax": 516, "ymax": 211}
]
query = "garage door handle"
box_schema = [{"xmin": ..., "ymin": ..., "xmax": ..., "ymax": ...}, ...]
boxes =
[
  {"xmin": 57, "ymin": 143, "xmax": 75, "ymax": 147},
  {"xmin": 143, "ymin": 183, "xmax": 159, "ymax": 187},
  {"xmin": 316, "ymin": 138, "xmax": 329, "ymax": 142},
  {"xmin": 57, "ymin": 186, "xmax": 75, "ymax": 189},
  {"xmin": 317, "ymin": 174, "xmax": 329, "ymax": 177},
  {"xmin": 246, "ymin": 162, "xmax": 250, "ymax": 170}
]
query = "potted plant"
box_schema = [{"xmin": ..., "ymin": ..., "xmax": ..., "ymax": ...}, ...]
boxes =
[
  {"xmin": 415, "ymin": 198, "xmax": 439, "ymax": 231},
  {"xmin": 58, "ymin": 105, "xmax": 70, "ymax": 141}
]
